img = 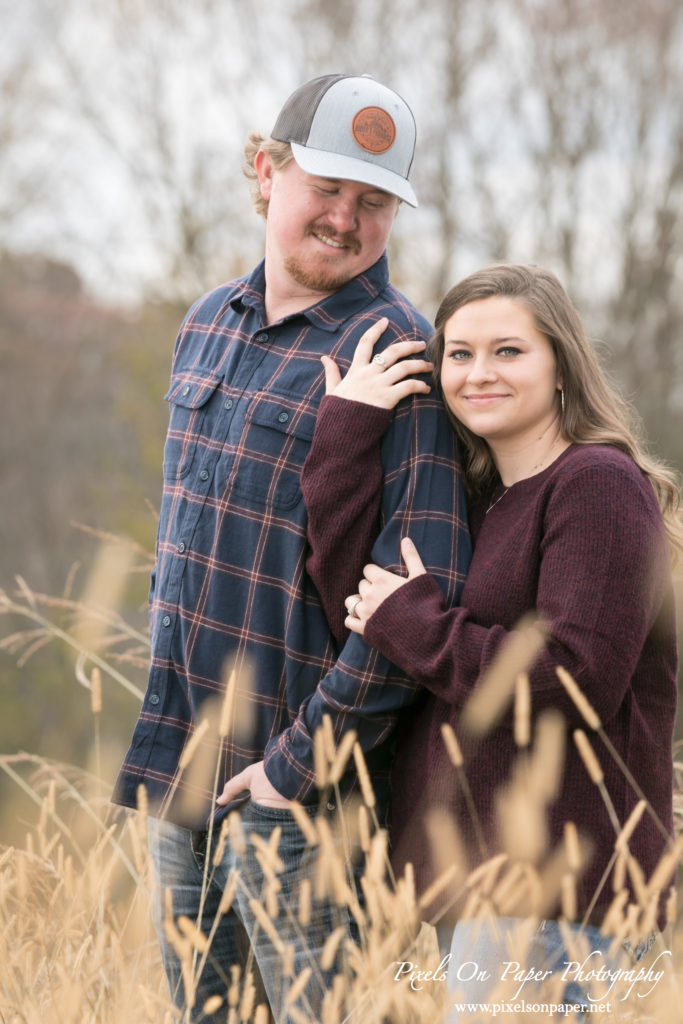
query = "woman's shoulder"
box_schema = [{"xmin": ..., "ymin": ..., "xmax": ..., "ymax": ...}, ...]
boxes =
[
  {"xmin": 553, "ymin": 443, "xmax": 642, "ymax": 479},
  {"xmin": 548, "ymin": 443, "xmax": 658, "ymax": 509}
]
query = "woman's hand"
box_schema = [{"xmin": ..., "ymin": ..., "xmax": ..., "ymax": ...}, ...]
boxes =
[
  {"xmin": 322, "ymin": 317, "xmax": 433, "ymax": 409},
  {"xmin": 344, "ymin": 537, "xmax": 427, "ymax": 634}
]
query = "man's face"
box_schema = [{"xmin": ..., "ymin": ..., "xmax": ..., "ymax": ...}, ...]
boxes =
[{"xmin": 256, "ymin": 152, "xmax": 399, "ymax": 299}]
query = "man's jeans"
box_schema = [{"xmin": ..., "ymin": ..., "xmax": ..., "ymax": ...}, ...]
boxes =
[{"xmin": 148, "ymin": 800, "xmax": 355, "ymax": 1023}]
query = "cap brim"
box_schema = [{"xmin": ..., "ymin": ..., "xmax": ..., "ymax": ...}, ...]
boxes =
[{"xmin": 290, "ymin": 142, "xmax": 418, "ymax": 207}]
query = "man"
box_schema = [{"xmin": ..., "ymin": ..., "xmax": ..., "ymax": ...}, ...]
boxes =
[{"xmin": 113, "ymin": 73, "xmax": 470, "ymax": 1022}]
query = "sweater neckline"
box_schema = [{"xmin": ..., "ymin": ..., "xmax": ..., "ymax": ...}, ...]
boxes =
[{"xmin": 488, "ymin": 443, "xmax": 577, "ymax": 506}]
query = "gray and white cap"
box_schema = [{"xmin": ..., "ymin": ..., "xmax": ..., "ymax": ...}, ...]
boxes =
[{"xmin": 271, "ymin": 74, "xmax": 418, "ymax": 207}]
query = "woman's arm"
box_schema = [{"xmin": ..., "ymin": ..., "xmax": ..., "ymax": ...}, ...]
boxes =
[
  {"xmin": 302, "ymin": 319, "xmax": 433, "ymax": 644},
  {"xmin": 348, "ymin": 461, "xmax": 673, "ymax": 729}
]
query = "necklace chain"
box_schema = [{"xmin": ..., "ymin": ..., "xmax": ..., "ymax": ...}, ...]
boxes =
[
  {"xmin": 485, "ymin": 487, "xmax": 509, "ymax": 515},
  {"xmin": 486, "ymin": 433, "xmax": 566, "ymax": 515}
]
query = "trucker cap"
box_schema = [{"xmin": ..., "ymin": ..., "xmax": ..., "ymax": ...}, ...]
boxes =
[{"xmin": 271, "ymin": 74, "xmax": 418, "ymax": 207}]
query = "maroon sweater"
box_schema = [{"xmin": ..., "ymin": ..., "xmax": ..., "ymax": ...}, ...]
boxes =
[{"xmin": 302, "ymin": 396, "xmax": 678, "ymax": 925}]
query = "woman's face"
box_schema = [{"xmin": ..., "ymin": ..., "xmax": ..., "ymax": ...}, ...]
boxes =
[{"xmin": 440, "ymin": 296, "xmax": 561, "ymax": 447}]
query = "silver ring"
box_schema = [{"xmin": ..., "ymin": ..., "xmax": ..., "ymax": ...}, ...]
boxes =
[
  {"xmin": 347, "ymin": 597, "xmax": 362, "ymax": 618},
  {"xmin": 372, "ymin": 354, "xmax": 386, "ymax": 367}
]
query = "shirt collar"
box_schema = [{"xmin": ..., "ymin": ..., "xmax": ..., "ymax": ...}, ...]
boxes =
[{"xmin": 230, "ymin": 254, "xmax": 390, "ymax": 333}]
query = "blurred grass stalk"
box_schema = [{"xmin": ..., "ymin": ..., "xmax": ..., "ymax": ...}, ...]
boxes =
[{"xmin": 0, "ymin": 553, "xmax": 682, "ymax": 1021}]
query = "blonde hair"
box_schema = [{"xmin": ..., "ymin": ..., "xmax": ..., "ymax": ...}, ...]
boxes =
[
  {"xmin": 431, "ymin": 263, "xmax": 683, "ymax": 556},
  {"xmin": 242, "ymin": 132, "xmax": 294, "ymax": 218}
]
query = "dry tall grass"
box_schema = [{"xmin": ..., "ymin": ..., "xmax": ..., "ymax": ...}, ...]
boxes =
[{"xmin": 1, "ymin": 547, "xmax": 682, "ymax": 1023}]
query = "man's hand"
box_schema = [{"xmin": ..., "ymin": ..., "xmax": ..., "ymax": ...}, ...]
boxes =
[{"xmin": 216, "ymin": 759, "xmax": 290, "ymax": 808}]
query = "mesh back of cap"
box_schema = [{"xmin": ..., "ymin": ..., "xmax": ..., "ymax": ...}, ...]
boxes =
[{"xmin": 271, "ymin": 74, "xmax": 347, "ymax": 143}]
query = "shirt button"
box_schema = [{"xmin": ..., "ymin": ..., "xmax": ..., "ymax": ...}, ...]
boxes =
[
  {"xmin": 149, "ymin": 693, "xmax": 160, "ymax": 706},
  {"xmin": 224, "ymin": 398, "xmax": 234, "ymax": 410},
  {"xmin": 277, "ymin": 411, "xmax": 289, "ymax": 423},
  {"xmin": 199, "ymin": 468, "xmax": 210, "ymax": 481},
  {"xmin": 181, "ymin": 385, "xmax": 191, "ymax": 396},
  {"xmin": 177, "ymin": 541, "xmax": 186, "ymax": 554},
  {"xmin": 162, "ymin": 615, "xmax": 171, "ymax": 627},
  {"xmin": 255, "ymin": 332, "xmax": 269, "ymax": 343}
]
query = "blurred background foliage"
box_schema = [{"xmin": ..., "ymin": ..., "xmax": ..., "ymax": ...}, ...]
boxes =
[{"xmin": 2, "ymin": 0, "xmax": 683, "ymax": 781}]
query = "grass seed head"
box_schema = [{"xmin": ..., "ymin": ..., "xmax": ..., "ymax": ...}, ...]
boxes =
[
  {"xmin": 352, "ymin": 741, "xmax": 376, "ymax": 808},
  {"xmin": 514, "ymin": 672, "xmax": 531, "ymax": 747},
  {"xmin": 573, "ymin": 729, "xmax": 604, "ymax": 784},
  {"xmin": 461, "ymin": 615, "xmax": 547, "ymax": 735},
  {"xmin": 328, "ymin": 729, "xmax": 358, "ymax": 786},
  {"xmin": 440, "ymin": 722, "xmax": 464, "ymax": 766},
  {"xmin": 556, "ymin": 666, "xmax": 601, "ymax": 730}
]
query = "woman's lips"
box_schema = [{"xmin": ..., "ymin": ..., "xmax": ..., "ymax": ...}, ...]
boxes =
[{"xmin": 463, "ymin": 393, "xmax": 509, "ymax": 405}]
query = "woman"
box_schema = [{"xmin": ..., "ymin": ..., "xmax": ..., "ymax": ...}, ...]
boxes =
[{"xmin": 301, "ymin": 264, "xmax": 680, "ymax": 1009}]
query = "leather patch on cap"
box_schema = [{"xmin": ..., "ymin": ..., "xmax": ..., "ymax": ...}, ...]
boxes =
[{"xmin": 352, "ymin": 107, "xmax": 396, "ymax": 154}]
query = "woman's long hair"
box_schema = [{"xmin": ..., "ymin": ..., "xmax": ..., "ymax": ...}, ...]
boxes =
[{"xmin": 431, "ymin": 263, "xmax": 683, "ymax": 554}]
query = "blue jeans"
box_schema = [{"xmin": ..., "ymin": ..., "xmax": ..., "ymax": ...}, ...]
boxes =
[
  {"xmin": 444, "ymin": 916, "xmax": 655, "ymax": 1021},
  {"xmin": 148, "ymin": 800, "xmax": 356, "ymax": 1023}
]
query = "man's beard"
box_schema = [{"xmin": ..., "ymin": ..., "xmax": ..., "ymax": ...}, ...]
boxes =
[{"xmin": 283, "ymin": 225, "xmax": 362, "ymax": 294}]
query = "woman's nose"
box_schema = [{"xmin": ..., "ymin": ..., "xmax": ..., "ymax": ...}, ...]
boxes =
[{"xmin": 467, "ymin": 355, "xmax": 497, "ymax": 383}]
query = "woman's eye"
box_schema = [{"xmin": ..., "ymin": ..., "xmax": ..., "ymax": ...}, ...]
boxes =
[
  {"xmin": 447, "ymin": 349, "xmax": 471, "ymax": 361},
  {"xmin": 497, "ymin": 346, "xmax": 521, "ymax": 357}
]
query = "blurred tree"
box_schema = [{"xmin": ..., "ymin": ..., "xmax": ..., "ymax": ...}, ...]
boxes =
[
  {"xmin": 0, "ymin": 252, "xmax": 165, "ymax": 768},
  {"xmin": 2, "ymin": 0, "xmax": 683, "ymax": 767},
  {"xmin": 0, "ymin": 252, "xmax": 171, "ymax": 590},
  {"xmin": 0, "ymin": 4, "xmax": 55, "ymax": 233},
  {"xmin": 2, "ymin": 0, "xmax": 682, "ymax": 525}
]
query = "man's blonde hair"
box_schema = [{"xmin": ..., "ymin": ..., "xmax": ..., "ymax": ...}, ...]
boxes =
[{"xmin": 243, "ymin": 132, "xmax": 294, "ymax": 218}]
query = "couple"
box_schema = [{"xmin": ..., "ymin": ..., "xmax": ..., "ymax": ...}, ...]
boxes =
[
  {"xmin": 111, "ymin": 70, "xmax": 678, "ymax": 1022},
  {"xmin": 301, "ymin": 262, "xmax": 680, "ymax": 1010}
]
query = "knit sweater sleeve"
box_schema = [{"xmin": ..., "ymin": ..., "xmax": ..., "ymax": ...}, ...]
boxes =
[
  {"xmin": 301, "ymin": 395, "xmax": 393, "ymax": 644},
  {"xmin": 364, "ymin": 457, "xmax": 673, "ymax": 728}
]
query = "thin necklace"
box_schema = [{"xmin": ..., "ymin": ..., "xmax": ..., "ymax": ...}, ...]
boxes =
[
  {"xmin": 485, "ymin": 486, "xmax": 509, "ymax": 515},
  {"xmin": 487, "ymin": 431, "xmax": 566, "ymax": 515}
]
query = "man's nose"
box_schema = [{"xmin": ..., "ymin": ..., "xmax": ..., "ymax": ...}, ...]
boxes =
[{"xmin": 326, "ymin": 196, "xmax": 359, "ymax": 233}]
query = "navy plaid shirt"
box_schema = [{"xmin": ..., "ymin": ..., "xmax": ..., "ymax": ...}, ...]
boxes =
[{"xmin": 112, "ymin": 254, "xmax": 470, "ymax": 827}]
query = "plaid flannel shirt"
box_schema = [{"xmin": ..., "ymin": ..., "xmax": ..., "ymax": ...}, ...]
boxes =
[{"xmin": 112, "ymin": 254, "xmax": 470, "ymax": 827}]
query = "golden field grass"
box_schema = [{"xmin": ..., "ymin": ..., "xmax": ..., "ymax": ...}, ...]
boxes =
[{"xmin": 1, "ymin": 543, "xmax": 682, "ymax": 1023}]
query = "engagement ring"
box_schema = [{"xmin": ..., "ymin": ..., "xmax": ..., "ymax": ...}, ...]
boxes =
[{"xmin": 372, "ymin": 354, "xmax": 386, "ymax": 367}]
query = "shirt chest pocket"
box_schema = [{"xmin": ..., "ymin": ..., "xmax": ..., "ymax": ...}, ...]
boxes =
[
  {"xmin": 163, "ymin": 370, "xmax": 223, "ymax": 480},
  {"xmin": 229, "ymin": 394, "xmax": 316, "ymax": 510}
]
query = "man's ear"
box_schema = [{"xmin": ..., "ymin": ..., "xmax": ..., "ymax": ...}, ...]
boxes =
[{"xmin": 254, "ymin": 150, "xmax": 274, "ymax": 202}]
